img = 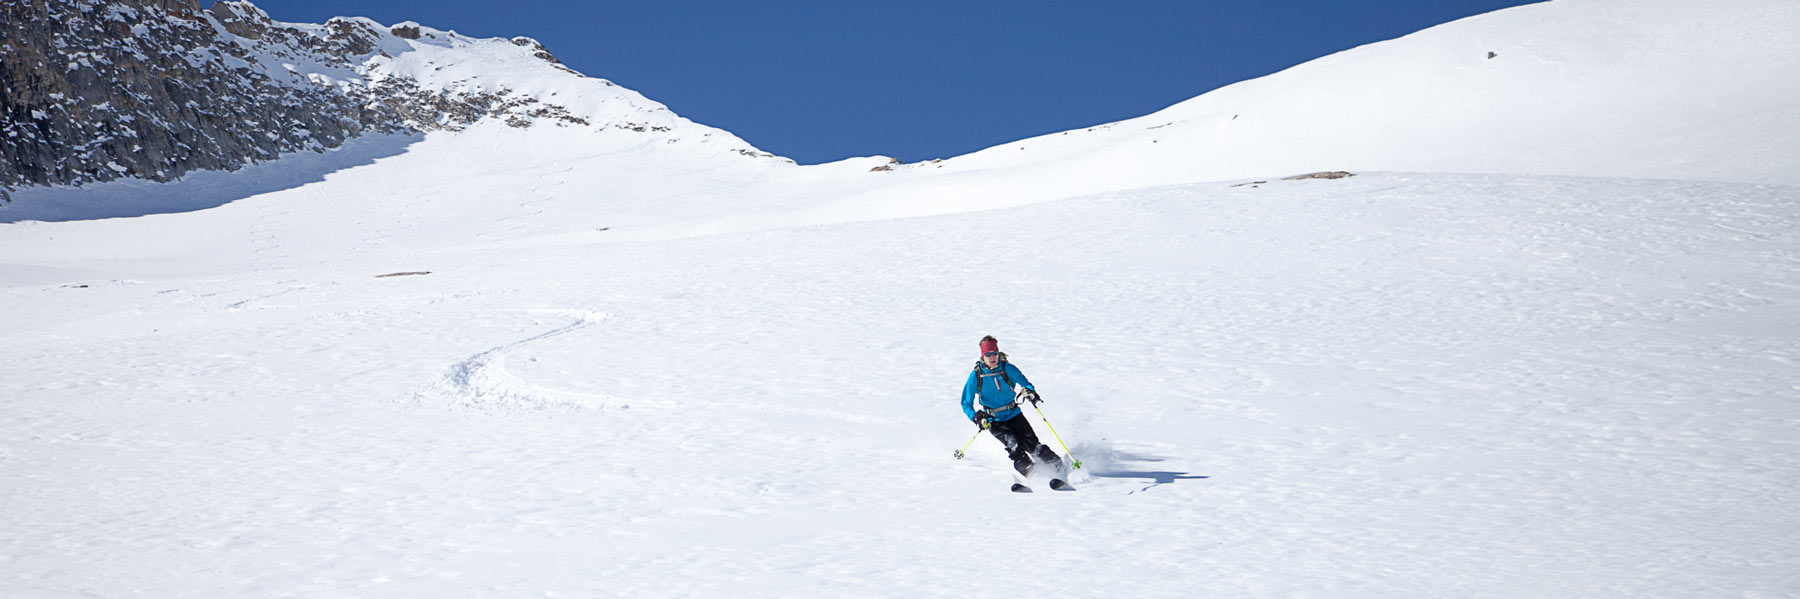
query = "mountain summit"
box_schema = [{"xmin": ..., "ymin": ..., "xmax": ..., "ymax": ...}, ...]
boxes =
[{"xmin": 0, "ymin": 0, "xmax": 781, "ymax": 194}]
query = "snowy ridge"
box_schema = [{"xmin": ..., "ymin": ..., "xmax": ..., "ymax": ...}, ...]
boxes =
[
  {"xmin": 823, "ymin": 0, "xmax": 1800, "ymax": 228},
  {"xmin": 0, "ymin": 0, "xmax": 782, "ymax": 194},
  {"xmin": 218, "ymin": 3, "xmax": 735, "ymax": 141}
]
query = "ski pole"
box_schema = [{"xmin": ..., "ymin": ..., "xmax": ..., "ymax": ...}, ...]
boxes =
[
  {"xmin": 1032, "ymin": 404, "xmax": 1082, "ymax": 469},
  {"xmin": 952, "ymin": 429, "xmax": 982, "ymax": 459}
]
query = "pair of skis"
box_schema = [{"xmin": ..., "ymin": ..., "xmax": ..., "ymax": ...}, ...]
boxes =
[
  {"xmin": 966, "ymin": 453, "xmax": 1078, "ymax": 493},
  {"xmin": 1011, "ymin": 478, "xmax": 1074, "ymax": 493},
  {"xmin": 958, "ymin": 437, "xmax": 1077, "ymax": 492},
  {"xmin": 957, "ymin": 390, "xmax": 1082, "ymax": 492}
]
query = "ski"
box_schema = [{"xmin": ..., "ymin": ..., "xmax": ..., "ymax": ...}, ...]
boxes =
[
  {"xmin": 1010, "ymin": 483, "xmax": 1032, "ymax": 493},
  {"xmin": 1049, "ymin": 478, "xmax": 1075, "ymax": 491}
]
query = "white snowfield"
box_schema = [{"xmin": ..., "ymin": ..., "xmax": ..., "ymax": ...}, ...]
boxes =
[{"xmin": 3, "ymin": 0, "xmax": 1799, "ymax": 597}]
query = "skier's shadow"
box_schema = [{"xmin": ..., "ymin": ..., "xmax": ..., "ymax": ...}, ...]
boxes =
[{"xmin": 1087, "ymin": 451, "xmax": 1208, "ymax": 493}]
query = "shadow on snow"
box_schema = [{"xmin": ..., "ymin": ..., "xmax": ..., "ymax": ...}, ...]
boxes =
[
  {"xmin": 0, "ymin": 132, "xmax": 424, "ymax": 223},
  {"xmin": 1083, "ymin": 448, "xmax": 1209, "ymax": 493}
]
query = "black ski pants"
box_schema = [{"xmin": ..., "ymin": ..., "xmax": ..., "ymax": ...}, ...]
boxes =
[{"xmin": 988, "ymin": 415, "xmax": 1063, "ymax": 477}]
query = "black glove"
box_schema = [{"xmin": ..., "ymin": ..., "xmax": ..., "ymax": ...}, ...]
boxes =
[
  {"xmin": 972, "ymin": 410, "xmax": 991, "ymax": 429},
  {"xmin": 1023, "ymin": 389, "xmax": 1043, "ymax": 406}
]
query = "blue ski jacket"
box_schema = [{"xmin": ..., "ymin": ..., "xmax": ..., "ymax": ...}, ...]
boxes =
[{"xmin": 961, "ymin": 361, "xmax": 1036, "ymax": 423}]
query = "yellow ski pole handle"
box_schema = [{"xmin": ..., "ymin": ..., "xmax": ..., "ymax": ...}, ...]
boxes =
[{"xmin": 1033, "ymin": 404, "xmax": 1083, "ymax": 469}]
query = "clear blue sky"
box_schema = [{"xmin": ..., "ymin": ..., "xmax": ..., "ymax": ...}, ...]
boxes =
[{"xmin": 233, "ymin": 0, "xmax": 1542, "ymax": 165}]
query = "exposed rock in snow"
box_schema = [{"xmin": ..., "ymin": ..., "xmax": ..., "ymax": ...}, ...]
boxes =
[
  {"xmin": 1282, "ymin": 171, "xmax": 1354, "ymax": 180},
  {"xmin": 0, "ymin": 0, "xmax": 782, "ymax": 193}
]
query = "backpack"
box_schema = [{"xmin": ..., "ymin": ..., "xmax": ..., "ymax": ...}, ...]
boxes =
[{"xmin": 973, "ymin": 352, "xmax": 1016, "ymax": 389}]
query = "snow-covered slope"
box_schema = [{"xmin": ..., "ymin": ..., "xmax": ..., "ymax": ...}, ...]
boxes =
[
  {"xmin": 2, "ymin": 0, "xmax": 1798, "ymax": 597},
  {"xmin": 822, "ymin": 0, "xmax": 1800, "ymax": 226},
  {"xmin": 3, "ymin": 172, "xmax": 1797, "ymax": 597},
  {"xmin": 976, "ymin": 0, "xmax": 1800, "ymax": 182}
]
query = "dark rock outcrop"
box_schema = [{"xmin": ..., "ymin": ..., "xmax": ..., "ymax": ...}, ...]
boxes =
[
  {"xmin": 0, "ymin": 0, "xmax": 604, "ymax": 194},
  {"xmin": 1282, "ymin": 171, "xmax": 1356, "ymax": 180}
]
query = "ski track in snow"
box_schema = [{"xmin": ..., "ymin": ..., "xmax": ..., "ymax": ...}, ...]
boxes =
[
  {"xmin": 421, "ymin": 308, "xmax": 652, "ymax": 412},
  {"xmin": 473, "ymin": 159, "xmax": 569, "ymax": 243},
  {"xmin": 3, "ymin": 170, "xmax": 1798, "ymax": 598},
  {"xmin": 248, "ymin": 201, "xmax": 291, "ymax": 268}
]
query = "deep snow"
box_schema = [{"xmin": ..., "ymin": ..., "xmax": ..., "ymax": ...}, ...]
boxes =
[
  {"xmin": 4, "ymin": 0, "xmax": 1800, "ymax": 596},
  {"xmin": 4, "ymin": 145, "xmax": 1796, "ymax": 595}
]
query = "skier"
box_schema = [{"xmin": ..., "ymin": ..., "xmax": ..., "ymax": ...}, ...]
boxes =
[{"xmin": 961, "ymin": 335, "xmax": 1066, "ymax": 480}]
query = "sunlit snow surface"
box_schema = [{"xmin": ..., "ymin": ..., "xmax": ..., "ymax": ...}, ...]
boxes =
[
  {"xmin": 4, "ymin": 145, "xmax": 1796, "ymax": 595},
  {"xmin": 4, "ymin": 0, "xmax": 1800, "ymax": 595}
]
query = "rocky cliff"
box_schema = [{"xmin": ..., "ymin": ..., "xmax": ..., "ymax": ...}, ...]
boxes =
[{"xmin": 0, "ymin": 0, "xmax": 776, "ymax": 200}]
